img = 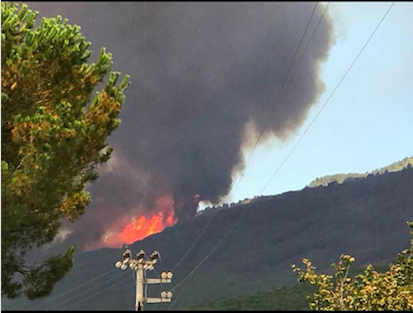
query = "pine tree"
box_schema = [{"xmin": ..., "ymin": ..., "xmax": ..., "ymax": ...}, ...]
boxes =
[{"xmin": 1, "ymin": 2, "xmax": 130, "ymax": 299}]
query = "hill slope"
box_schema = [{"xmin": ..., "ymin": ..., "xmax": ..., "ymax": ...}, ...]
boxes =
[
  {"xmin": 190, "ymin": 264, "xmax": 389, "ymax": 311},
  {"xmin": 3, "ymin": 168, "xmax": 413, "ymax": 311},
  {"xmin": 191, "ymin": 283, "xmax": 314, "ymax": 311},
  {"xmin": 308, "ymin": 156, "xmax": 412, "ymax": 187}
]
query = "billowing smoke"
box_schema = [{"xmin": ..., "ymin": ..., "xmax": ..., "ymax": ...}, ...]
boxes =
[{"xmin": 27, "ymin": 2, "xmax": 335, "ymax": 250}]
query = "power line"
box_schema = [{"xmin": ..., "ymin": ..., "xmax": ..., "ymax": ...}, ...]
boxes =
[
  {"xmin": 172, "ymin": 210, "xmax": 216, "ymax": 272},
  {"xmin": 287, "ymin": 2, "xmax": 331, "ymax": 87},
  {"xmin": 45, "ymin": 270, "xmax": 129, "ymax": 311},
  {"xmin": 170, "ymin": 205, "xmax": 246, "ymax": 293},
  {"xmin": 27, "ymin": 267, "xmax": 118, "ymax": 311},
  {"xmin": 229, "ymin": 1, "xmax": 320, "ymax": 200},
  {"xmin": 59, "ymin": 273, "xmax": 133, "ymax": 311},
  {"xmin": 260, "ymin": 0, "xmax": 395, "ymax": 193},
  {"xmin": 168, "ymin": 270, "xmax": 194, "ymax": 310},
  {"xmin": 169, "ymin": 1, "xmax": 395, "ymax": 299},
  {"xmin": 170, "ymin": 1, "xmax": 320, "ymax": 274}
]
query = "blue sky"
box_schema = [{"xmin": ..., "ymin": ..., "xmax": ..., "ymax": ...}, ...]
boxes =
[{"xmin": 209, "ymin": 2, "xmax": 413, "ymax": 207}]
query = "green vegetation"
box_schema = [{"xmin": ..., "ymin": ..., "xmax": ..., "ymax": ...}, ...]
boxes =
[
  {"xmin": 308, "ymin": 156, "xmax": 413, "ymax": 187},
  {"xmin": 2, "ymin": 166, "xmax": 411, "ymax": 310},
  {"xmin": 1, "ymin": 3, "xmax": 129, "ymax": 299},
  {"xmin": 190, "ymin": 266, "xmax": 390, "ymax": 311},
  {"xmin": 293, "ymin": 222, "xmax": 413, "ymax": 310},
  {"xmin": 191, "ymin": 284, "xmax": 314, "ymax": 311}
]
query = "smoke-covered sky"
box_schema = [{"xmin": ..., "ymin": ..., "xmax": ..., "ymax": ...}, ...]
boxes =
[
  {"xmin": 228, "ymin": 2, "xmax": 413, "ymax": 204},
  {"xmin": 26, "ymin": 2, "xmax": 337, "ymax": 249}
]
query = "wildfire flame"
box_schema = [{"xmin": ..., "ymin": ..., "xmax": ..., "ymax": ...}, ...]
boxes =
[
  {"xmin": 121, "ymin": 207, "xmax": 176, "ymax": 244},
  {"xmin": 85, "ymin": 196, "xmax": 177, "ymax": 251}
]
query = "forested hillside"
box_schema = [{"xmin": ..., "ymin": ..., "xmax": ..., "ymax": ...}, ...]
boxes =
[
  {"xmin": 191, "ymin": 283, "xmax": 314, "ymax": 311},
  {"xmin": 190, "ymin": 265, "xmax": 390, "ymax": 311},
  {"xmin": 309, "ymin": 156, "xmax": 412, "ymax": 187},
  {"xmin": 3, "ymin": 167, "xmax": 412, "ymax": 311}
]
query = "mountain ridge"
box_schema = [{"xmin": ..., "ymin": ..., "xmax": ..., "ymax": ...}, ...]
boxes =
[
  {"xmin": 3, "ymin": 164, "xmax": 412, "ymax": 311},
  {"xmin": 308, "ymin": 156, "xmax": 413, "ymax": 188}
]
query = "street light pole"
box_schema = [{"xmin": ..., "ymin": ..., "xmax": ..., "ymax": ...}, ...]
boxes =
[
  {"xmin": 136, "ymin": 262, "xmax": 144, "ymax": 311},
  {"xmin": 115, "ymin": 249, "xmax": 173, "ymax": 311}
]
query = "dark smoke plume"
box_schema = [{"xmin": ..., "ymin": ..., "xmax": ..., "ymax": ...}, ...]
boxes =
[{"xmin": 26, "ymin": 2, "xmax": 335, "ymax": 250}]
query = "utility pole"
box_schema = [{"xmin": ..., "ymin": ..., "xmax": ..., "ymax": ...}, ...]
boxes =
[{"xmin": 115, "ymin": 249, "xmax": 173, "ymax": 311}]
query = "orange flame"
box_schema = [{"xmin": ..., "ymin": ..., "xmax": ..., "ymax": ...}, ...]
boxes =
[
  {"xmin": 121, "ymin": 207, "xmax": 176, "ymax": 244},
  {"xmin": 85, "ymin": 196, "xmax": 177, "ymax": 251}
]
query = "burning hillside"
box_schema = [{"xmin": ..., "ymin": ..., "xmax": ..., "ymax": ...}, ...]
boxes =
[
  {"xmin": 85, "ymin": 196, "xmax": 177, "ymax": 250},
  {"xmin": 28, "ymin": 2, "xmax": 336, "ymax": 250}
]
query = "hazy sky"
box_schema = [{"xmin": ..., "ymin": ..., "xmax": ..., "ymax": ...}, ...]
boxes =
[{"xmin": 218, "ymin": 2, "xmax": 413, "ymax": 207}]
